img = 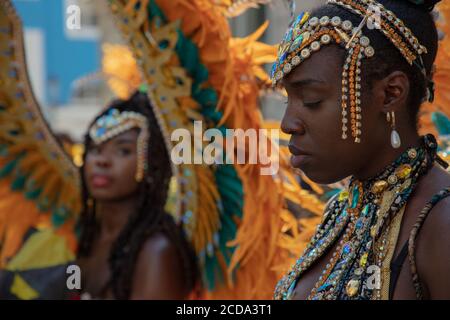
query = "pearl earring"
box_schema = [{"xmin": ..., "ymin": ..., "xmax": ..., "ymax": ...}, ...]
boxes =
[{"xmin": 388, "ymin": 111, "xmax": 401, "ymax": 149}]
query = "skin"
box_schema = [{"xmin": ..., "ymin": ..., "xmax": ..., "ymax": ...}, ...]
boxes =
[
  {"xmin": 77, "ymin": 129, "xmax": 187, "ymax": 299},
  {"xmin": 281, "ymin": 45, "xmax": 450, "ymax": 300}
]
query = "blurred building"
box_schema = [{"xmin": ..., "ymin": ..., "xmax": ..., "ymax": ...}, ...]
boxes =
[
  {"xmin": 230, "ymin": 0, "xmax": 326, "ymax": 121},
  {"xmin": 13, "ymin": 0, "xmax": 100, "ymax": 106},
  {"xmin": 12, "ymin": 0, "xmax": 325, "ymax": 140},
  {"xmin": 12, "ymin": 0, "xmax": 108, "ymax": 140}
]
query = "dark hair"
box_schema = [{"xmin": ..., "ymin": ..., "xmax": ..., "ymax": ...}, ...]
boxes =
[
  {"xmin": 77, "ymin": 91, "xmax": 198, "ymax": 299},
  {"xmin": 311, "ymin": 0, "xmax": 440, "ymax": 128}
]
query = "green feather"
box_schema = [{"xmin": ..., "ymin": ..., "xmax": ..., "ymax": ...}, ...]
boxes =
[
  {"xmin": 11, "ymin": 173, "xmax": 27, "ymax": 191},
  {"xmin": 216, "ymin": 173, "xmax": 244, "ymax": 196},
  {"xmin": 25, "ymin": 187, "xmax": 42, "ymax": 200},
  {"xmin": 37, "ymin": 196, "xmax": 50, "ymax": 212},
  {"xmin": 51, "ymin": 207, "xmax": 70, "ymax": 227},
  {"xmin": 148, "ymin": 0, "xmax": 167, "ymax": 22},
  {"xmin": 194, "ymin": 64, "xmax": 209, "ymax": 85},
  {"xmin": 176, "ymin": 32, "xmax": 200, "ymax": 76},
  {"xmin": 0, "ymin": 157, "xmax": 20, "ymax": 178},
  {"xmin": 204, "ymin": 255, "xmax": 220, "ymax": 290},
  {"xmin": 194, "ymin": 88, "xmax": 218, "ymax": 109},
  {"xmin": 146, "ymin": 0, "xmax": 247, "ymax": 290},
  {"xmin": 432, "ymin": 112, "xmax": 450, "ymax": 136},
  {"xmin": 0, "ymin": 144, "xmax": 8, "ymax": 156}
]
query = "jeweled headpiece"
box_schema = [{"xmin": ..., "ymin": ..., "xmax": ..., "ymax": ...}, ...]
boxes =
[
  {"xmin": 89, "ymin": 108, "xmax": 149, "ymax": 182},
  {"xmin": 271, "ymin": 0, "xmax": 430, "ymax": 143}
]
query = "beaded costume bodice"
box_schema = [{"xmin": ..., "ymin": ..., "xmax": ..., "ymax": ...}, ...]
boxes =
[{"xmin": 274, "ymin": 135, "xmax": 441, "ymax": 300}]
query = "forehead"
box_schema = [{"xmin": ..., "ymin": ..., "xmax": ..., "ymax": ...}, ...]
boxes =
[
  {"xmin": 282, "ymin": 45, "xmax": 344, "ymax": 87},
  {"xmin": 95, "ymin": 128, "xmax": 139, "ymax": 146}
]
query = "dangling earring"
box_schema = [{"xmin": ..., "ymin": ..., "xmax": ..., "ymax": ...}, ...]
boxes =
[
  {"xmin": 388, "ymin": 111, "xmax": 401, "ymax": 149},
  {"xmin": 87, "ymin": 197, "xmax": 94, "ymax": 211}
]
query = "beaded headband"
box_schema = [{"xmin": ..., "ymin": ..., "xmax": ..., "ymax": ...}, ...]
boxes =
[
  {"xmin": 271, "ymin": 11, "xmax": 376, "ymax": 143},
  {"xmin": 271, "ymin": 0, "xmax": 430, "ymax": 143},
  {"xmin": 328, "ymin": 0, "xmax": 431, "ymax": 94},
  {"xmin": 89, "ymin": 108, "xmax": 149, "ymax": 182}
]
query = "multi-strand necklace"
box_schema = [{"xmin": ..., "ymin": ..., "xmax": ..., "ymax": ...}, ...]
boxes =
[{"xmin": 274, "ymin": 135, "xmax": 438, "ymax": 300}]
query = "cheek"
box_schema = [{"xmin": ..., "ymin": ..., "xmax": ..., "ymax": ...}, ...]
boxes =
[
  {"xmin": 121, "ymin": 154, "xmax": 138, "ymax": 176},
  {"xmin": 309, "ymin": 101, "xmax": 342, "ymax": 142},
  {"xmin": 113, "ymin": 155, "xmax": 139, "ymax": 191}
]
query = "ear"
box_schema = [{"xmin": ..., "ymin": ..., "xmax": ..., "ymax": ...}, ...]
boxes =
[{"xmin": 380, "ymin": 71, "xmax": 410, "ymax": 113}]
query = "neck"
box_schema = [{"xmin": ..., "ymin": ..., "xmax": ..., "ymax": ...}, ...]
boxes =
[
  {"xmin": 353, "ymin": 132, "xmax": 421, "ymax": 181},
  {"xmin": 96, "ymin": 195, "xmax": 139, "ymax": 239}
]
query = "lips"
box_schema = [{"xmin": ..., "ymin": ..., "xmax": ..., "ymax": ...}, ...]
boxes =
[
  {"xmin": 288, "ymin": 143, "xmax": 311, "ymax": 168},
  {"xmin": 291, "ymin": 154, "xmax": 311, "ymax": 168},
  {"xmin": 288, "ymin": 143, "xmax": 310, "ymax": 156},
  {"xmin": 90, "ymin": 174, "xmax": 113, "ymax": 188}
]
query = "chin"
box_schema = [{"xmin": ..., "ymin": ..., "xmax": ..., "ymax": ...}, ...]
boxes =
[
  {"xmin": 89, "ymin": 189, "xmax": 117, "ymax": 202},
  {"xmin": 300, "ymin": 166, "xmax": 344, "ymax": 185}
]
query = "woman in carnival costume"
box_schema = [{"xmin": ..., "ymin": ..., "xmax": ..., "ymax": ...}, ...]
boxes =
[{"xmin": 272, "ymin": 0, "xmax": 450, "ymax": 300}]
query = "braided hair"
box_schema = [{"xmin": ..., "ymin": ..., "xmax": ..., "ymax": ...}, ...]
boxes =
[{"xmin": 77, "ymin": 91, "xmax": 198, "ymax": 299}]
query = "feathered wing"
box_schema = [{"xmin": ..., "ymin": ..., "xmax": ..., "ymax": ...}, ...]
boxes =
[
  {"xmin": 107, "ymin": 0, "xmax": 325, "ymax": 299},
  {"xmin": 0, "ymin": 0, "xmax": 80, "ymax": 294},
  {"xmin": 420, "ymin": 2, "xmax": 450, "ymax": 136}
]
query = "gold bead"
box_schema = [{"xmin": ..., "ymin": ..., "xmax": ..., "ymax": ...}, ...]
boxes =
[
  {"xmin": 370, "ymin": 226, "xmax": 377, "ymax": 238},
  {"xmin": 396, "ymin": 164, "xmax": 412, "ymax": 179},
  {"xmin": 338, "ymin": 191, "xmax": 349, "ymax": 202},
  {"xmin": 388, "ymin": 174, "xmax": 398, "ymax": 185},
  {"xmin": 371, "ymin": 180, "xmax": 388, "ymax": 194},
  {"xmin": 408, "ymin": 148, "xmax": 417, "ymax": 159},
  {"xmin": 346, "ymin": 279, "xmax": 360, "ymax": 297},
  {"xmin": 360, "ymin": 252, "xmax": 368, "ymax": 267}
]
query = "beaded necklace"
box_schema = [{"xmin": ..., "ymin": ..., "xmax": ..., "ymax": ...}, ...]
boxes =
[{"xmin": 274, "ymin": 135, "xmax": 439, "ymax": 300}]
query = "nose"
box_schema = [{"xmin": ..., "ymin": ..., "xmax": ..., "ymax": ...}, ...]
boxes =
[
  {"xmin": 94, "ymin": 153, "xmax": 112, "ymax": 169},
  {"xmin": 281, "ymin": 107, "xmax": 306, "ymax": 136}
]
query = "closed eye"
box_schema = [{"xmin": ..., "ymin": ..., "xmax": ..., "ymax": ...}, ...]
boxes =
[{"xmin": 304, "ymin": 101, "xmax": 322, "ymax": 108}]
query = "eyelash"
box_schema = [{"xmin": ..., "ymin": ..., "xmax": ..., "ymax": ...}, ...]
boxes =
[
  {"xmin": 283, "ymin": 99, "xmax": 322, "ymax": 108},
  {"xmin": 304, "ymin": 101, "xmax": 322, "ymax": 108}
]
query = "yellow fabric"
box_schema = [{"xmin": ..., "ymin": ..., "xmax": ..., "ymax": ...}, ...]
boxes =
[
  {"xmin": 0, "ymin": 169, "xmax": 78, "ymax": 268},
  {"xmin": 10, "ymin": 274, "xmax": 39, "ymax": 300},
  {"xmin": 6, "ymin": 229, "xmax": 75, "ymax": 271}
]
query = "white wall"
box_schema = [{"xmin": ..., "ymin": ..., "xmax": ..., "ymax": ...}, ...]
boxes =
[{"xmin": 23, "ymin": 28, "xmax": 47, "ymax": 108}]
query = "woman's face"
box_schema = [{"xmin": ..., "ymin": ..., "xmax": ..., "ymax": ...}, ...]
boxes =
[
  {"xmin": 281, "ymin": 45, "xmax": 389, "ymax": 184},
  {"xmin": 84, "ymin": 129, "xmax": 140, "ymax": 201}
]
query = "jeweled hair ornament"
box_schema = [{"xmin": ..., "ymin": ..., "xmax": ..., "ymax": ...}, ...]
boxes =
[
  {"xmin": 271, "ymin": 11, "xmax": 376, "ymax": 143},
  {"xmin": 89, "ymin": 108, "xmax": 149, "ymax": 182},
  {"xmin": 271, "ymin": 0, "xmax": 431, "ymax": 143}
]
